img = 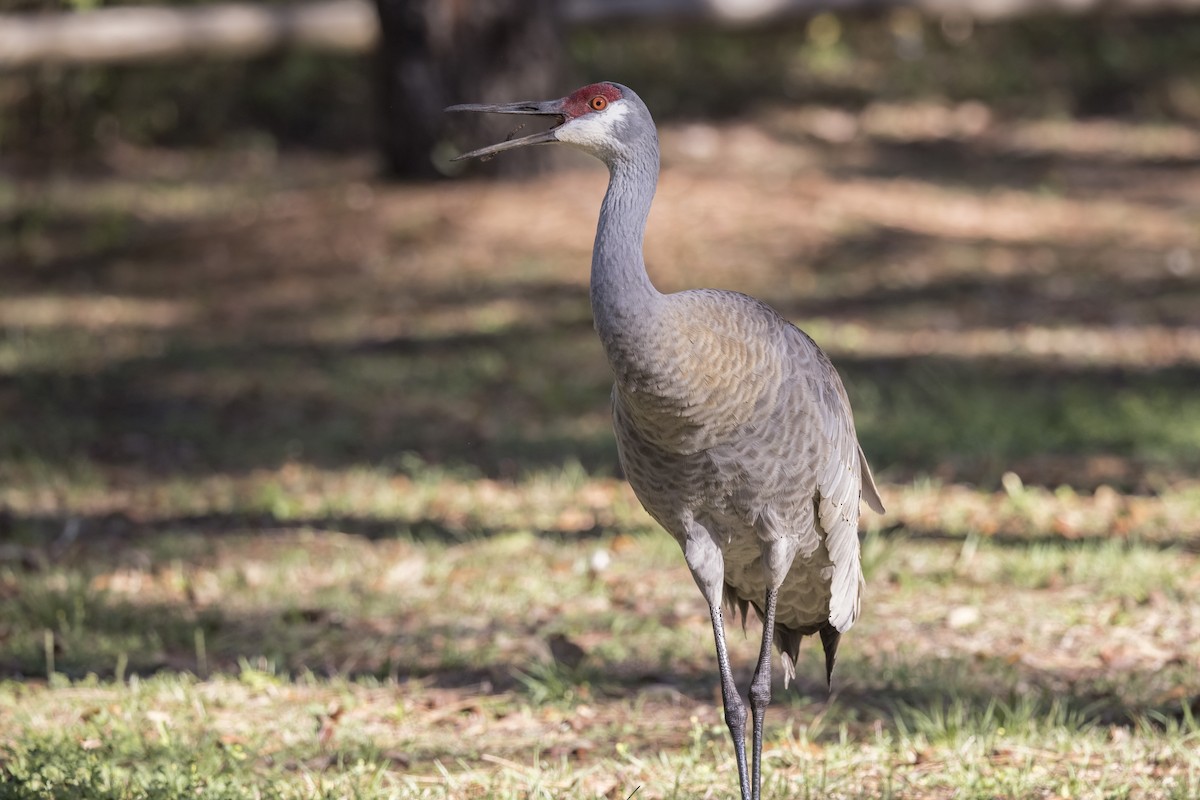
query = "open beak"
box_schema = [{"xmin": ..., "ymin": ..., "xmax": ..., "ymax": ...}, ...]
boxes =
[{"xmin": 445, "ymin": 99, "xmax": 565, "ymax": 161}]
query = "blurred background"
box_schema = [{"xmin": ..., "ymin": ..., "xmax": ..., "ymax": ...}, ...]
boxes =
[
  {"xmin": 5, "ymin": 0, "xmax": 1199, "ymax": 488},
  {"xmin": 2, "ymin": 1, "xmax": 1200, "ymax": 796}
]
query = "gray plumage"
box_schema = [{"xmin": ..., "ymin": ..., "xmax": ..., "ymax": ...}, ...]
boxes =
[{"xmin": 449, "ymin": 81, "xmax": 884, "ymax": 800}]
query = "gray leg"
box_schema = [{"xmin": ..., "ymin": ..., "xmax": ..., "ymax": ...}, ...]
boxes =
[
  {"xmin": 748, "ymin": 588, "xmax": 778, "ymax": 800},
  {"xmin": 708, "ymin": 604, "xmax": 751, "ymax": 800}
]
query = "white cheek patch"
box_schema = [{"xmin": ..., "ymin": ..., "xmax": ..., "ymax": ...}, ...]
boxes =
[{"xmin": 556, "ymin": 99, "xmax": 632, "ymax": 151}]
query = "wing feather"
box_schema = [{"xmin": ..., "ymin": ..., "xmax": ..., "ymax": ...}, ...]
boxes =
[{"xmin": 783, "ymin": 325, "xmax": 882, "ymax": 633}]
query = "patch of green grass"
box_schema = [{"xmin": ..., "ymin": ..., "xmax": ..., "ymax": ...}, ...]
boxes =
[
  {"xmin": 2, "ymin": 514, "xmax": 1198, "ymax": 793},
  {"xmin": 846, "ymin": 361, "xmax": 1200, "ymax": 489},
  {"xmin": 3, "ymin": 668, "xmax": 1198, "ymax": 799},
  {"xmin": 0, "ymin": 705, "xmax": 394, "ymax": 800}
]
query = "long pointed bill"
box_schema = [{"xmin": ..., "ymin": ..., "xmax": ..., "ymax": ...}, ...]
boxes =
[{"xmin": 445, "ymin": 99, "xmax": 565, "ymax": 161}]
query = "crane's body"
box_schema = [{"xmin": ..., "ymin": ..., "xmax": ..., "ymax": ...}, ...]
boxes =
[
  {"xmin": 449, "ymin": 81, "xmax": 883, "ymax": 800},
  {"xmin": 610, "ymin": 288, "xmax": 883, "ymax": 674}
]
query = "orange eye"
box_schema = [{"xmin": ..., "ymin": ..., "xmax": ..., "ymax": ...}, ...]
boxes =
[{"xmin": 589, "ymin": 95, "xmax": 608, "ymax": 111}]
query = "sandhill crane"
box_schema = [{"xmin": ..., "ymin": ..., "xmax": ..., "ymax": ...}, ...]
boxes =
[{"xmin": 449, "ymin": 82, "xmax": 885, "ymax": 800}]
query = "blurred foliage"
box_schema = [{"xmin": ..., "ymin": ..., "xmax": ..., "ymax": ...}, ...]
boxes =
[
  {"xmin": 0, "ymin": 53, "xmax": 374, "ymax": 160},
  {"xmin": 3, "ymin": 7, "xmax": 1200, "ymax": 163},
  {"xmin": 0, "ymin": 0, "xmax": 296, "ymax": 9},
  {"xmin": 575, "ymin": 12, "xmax": 1200, "ymax": 121}
]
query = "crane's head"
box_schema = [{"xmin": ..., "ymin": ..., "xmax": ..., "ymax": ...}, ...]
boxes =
[{"xmin": 447, "ymin": 82, "xmax": 653, "ymax": 165}]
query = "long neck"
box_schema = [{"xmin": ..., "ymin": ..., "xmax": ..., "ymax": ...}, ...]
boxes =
[{"xmin": 590, "ymin": 140, "xmax": 662, "ymax": 350}]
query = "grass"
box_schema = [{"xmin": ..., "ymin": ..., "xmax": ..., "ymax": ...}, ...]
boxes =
[
  {"xmin": 4, "ymin": 20, "xmax": 1200, "ymax": 797},
  {"xmin": 2, "ymin": 484, "xmax": 1199, "ymax": 797}
]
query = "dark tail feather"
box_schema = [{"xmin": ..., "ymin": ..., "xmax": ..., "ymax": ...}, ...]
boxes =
[
  {"xmin": 722, "ymin": 584, "xmax": 752, "ymax": 632},
  {"xmin": 819, "ymin": 625, "xmax": 841, "ymax": 688},
  {"xmin": 730, "ymin": 589, "xmax": 843, "ymax": 689},
  {"xmin": 774, "ymin": 626, "xmax": 803, "ymax": 689}
]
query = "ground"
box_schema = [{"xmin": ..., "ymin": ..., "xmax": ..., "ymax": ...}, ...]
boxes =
[{"xmin": 2, "ymin": 94, "xmax": 1200, "ymax": 798}]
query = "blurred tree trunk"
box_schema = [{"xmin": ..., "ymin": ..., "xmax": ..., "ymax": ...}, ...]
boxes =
[{"xmin": 373, "ymin": 0, "xmax": 566, "ymax": 179}]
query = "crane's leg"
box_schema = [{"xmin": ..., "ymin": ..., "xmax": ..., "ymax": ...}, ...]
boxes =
[
  {"xmin": 707, "ymin": 603, "xmax": 751, "ymax": 800},
  {"xmin": 682, "ymin": 523, "xmax": 750, "ymax": 800},
  {"xmin": 748, "ymin": 587, "xmax": 779, "ymax": 800}
]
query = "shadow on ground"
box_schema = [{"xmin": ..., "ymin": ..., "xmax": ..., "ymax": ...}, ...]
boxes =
[
  {"xmin": 4, "ymin": 572, "xmax": 1195, "ymax": 736},
  {"xmin": 3, "ymin": 326, "xmax": 1197, "ymax": 488}
]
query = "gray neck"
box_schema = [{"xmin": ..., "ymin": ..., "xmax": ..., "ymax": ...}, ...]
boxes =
[{"xmin": 590, "ymin": 139, "xmax": 662, "ymax": 351}]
